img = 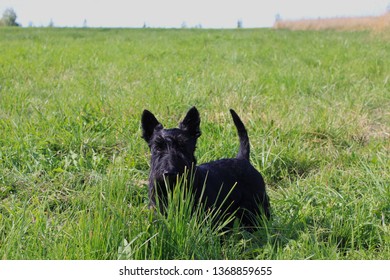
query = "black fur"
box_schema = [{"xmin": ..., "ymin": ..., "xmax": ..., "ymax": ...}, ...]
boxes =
[{"xmin": 141, "ymin": 107, "xmax": 270, "ymax": 229}]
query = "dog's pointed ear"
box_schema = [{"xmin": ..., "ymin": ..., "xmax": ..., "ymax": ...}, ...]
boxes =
[
  {"xmin": 141, "ymin": 110, "xmax": 162, "ymax": 143},
  {"xmin": 179, "ymin": 107, "xmax": 201, "ymax": 138}
]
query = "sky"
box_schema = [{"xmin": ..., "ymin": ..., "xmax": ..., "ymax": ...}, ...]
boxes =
[{"xmin": 0, "ymin": 0, "xmax": 389, "ymax": 28}]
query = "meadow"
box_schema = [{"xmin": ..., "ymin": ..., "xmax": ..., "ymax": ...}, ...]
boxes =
[
  {"xmin": 0, "ymin": 27, "xmax": 389, "ymax": 259},
  {"xmin": 274, "ymin": 12, "xmax": 390, "ymax": 32}
]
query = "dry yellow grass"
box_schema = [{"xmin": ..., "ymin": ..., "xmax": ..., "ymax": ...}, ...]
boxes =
[{"xmin": 274, "ymin": 12, "xmax": 390, "ymax": 32}]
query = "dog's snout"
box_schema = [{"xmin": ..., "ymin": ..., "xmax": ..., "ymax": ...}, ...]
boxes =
[{"xmin": 163, "ymin": 171, "xmax": 179, "ymax": 177}]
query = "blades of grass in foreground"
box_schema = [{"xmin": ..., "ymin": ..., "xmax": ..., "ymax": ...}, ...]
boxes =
[{"xmin": 118, "ymin": 170, "xmax": 258, "ymax": 260}]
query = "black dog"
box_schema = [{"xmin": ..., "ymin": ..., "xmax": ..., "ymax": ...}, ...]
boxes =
[{"xmin": 141, "ymin": 107, "xmax": 270, "ymax": 229}]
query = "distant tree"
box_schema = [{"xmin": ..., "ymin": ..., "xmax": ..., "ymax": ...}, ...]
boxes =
[
  {"xmin": 181, "ymin": 21, "xmax": 187, "ymax": 28},
  {"xmin": 0, "ymin": 8, "xmax": 20, "ymax": 26},
  {"xmin": 48, "ymin": 19, "xmax": 54, "ymax": 27},
  {"xmin": 237, "ymin": 19, "xmax": 243, "ymax": 28},
  {"xmin": 83, "ymin": 19, "xmax": 88, "ymax": 28}
]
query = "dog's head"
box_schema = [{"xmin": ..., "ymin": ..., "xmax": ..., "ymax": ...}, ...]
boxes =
[{"xmin": 141, "ymin": 107, "xmax": 201, "ymax": 184}]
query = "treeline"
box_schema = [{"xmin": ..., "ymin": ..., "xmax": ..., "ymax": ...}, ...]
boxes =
[
  {"xmin": 0, "ymin": 8, "xmax": 20, "ymax": 26},
  {"xmin": 0, "ymin": 7, "xmax": 246, "ymax": 28}
]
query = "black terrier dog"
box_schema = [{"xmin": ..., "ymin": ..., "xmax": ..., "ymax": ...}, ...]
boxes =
[{"xmin": 141, "ymin": 107, "xmax": 270, "ymax": 229}]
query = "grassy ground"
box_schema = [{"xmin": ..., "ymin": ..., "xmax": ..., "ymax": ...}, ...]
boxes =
[
  {"xmin": 274, "ymin": 12, "xmax": 390, "ymax": 32},
  {"xmin": 0, "ymin": 27, "xmax": 389, "ymax": 259}
]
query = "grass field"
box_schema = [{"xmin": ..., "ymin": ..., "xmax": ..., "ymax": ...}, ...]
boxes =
[
  {"xmin": 274, "ymin": 12, "xmax": 390, "ymax": 32},
  {"xmin": 0, "ymin": 27, "xmax": 389, "ymax": 260}
]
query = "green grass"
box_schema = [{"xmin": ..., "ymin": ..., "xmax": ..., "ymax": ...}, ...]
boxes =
[{"xmin": 0, "ymin": 27, "xmax": 389, "ymax": 259}]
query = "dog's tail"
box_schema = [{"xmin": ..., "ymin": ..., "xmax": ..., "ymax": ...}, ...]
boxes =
[{"xmin": 229, "ymin": 109, "xmax": 250, "ymax": 161}]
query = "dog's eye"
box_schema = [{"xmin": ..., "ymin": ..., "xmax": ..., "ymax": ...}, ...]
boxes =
[
  {"xmin": 151, "ymin": 137, "xmax": 166, "ymax": 151},
  {"xmin": 154, "ymin": 141, "xmax": 167, "ymax": 151}
]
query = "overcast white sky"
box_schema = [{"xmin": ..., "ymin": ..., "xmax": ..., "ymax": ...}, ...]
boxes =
[{"xmin": 1, "ymin": 0, "xmax": 389, "ymax": 28}]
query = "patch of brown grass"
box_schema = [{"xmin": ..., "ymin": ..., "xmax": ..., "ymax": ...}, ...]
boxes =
[{"xmin": 274, "ymin": 12, "xmax": 390, "ymax": 32}]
